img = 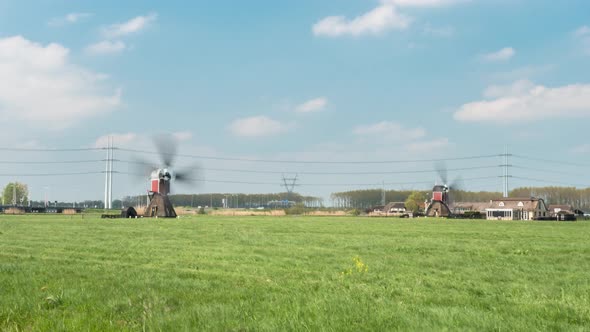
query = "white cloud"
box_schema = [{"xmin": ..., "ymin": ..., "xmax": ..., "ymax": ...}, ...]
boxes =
[
  {"xmin": 94, "ymin": 133, "xmax": 138, "ymax": 148},
  {"xmin": 103, "ymin": 13, "xmax": 158, "ymax": 38},
  {"xmin": 489, "ymin": 64, "xmax": 554, "ymax": 82},
  {"xmin": 481, "ymin": 47, "xmax": 515, "ymax": 62},
  {"xmin": 574, "ymin": 25, "xmax": 590, "ymax": 37},
  {"xmin": 313, "ymin": 4, "xmax": 411, "ymax": 37},
  {"xmin": 85, "ymin": 40, "xmax": 126, "ymax": 55},
  {"xmin": 483, "ymin": 79, "xmax": 535, "ymax": 98},
  {"xmin": 48, "ymin": 12, "xmax": 92, "ymax": 26},
  {"xmin": 386, "ymin": 0, "xmax": 465, "ymax": 7},
  {"xmin": 353, "ymin": 121, "xmax": 426, "ymax": 142},
  {"xmin": 454, "ymin": 81, "xmax": 590, "ymax": 123},
  {"xmin": 228, "ymin": 116, "xmax": 290, "ymax": 137},
  {"xmin": 352, "ymin": 121, "xmax": 449, "ymax": 153},
  {"xmin": 313, "ymin": 0, "xmax": 467, "ymax": 38},
  {"xmin": 0, "ymin": 36, "xmax": 121, "ymax": 129},
  {"xmin": 173, "ymin": 131, "xmax": 193, "ymax": 141},
  {"xmin": 295, "ymin": 97, "xmax": 328, "ymax": 113}
]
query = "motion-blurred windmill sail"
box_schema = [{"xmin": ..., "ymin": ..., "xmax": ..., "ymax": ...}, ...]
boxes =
[{"xmin": 133, "ymin": 134, "xmax": 199, "ymax": 218}]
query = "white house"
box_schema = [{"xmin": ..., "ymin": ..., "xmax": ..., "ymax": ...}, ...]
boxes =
[{"xmin": 485, "ymin": 197, "xmax": 548, "ymax": 221}]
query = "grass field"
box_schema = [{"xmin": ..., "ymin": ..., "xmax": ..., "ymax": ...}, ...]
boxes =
[{"xmin": 1, "ymin": 215, "xmax": 589, "ymax": 331}]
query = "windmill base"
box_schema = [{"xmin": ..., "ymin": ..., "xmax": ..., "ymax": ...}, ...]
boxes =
[
  {"xmin": 144, "ymin": 192, "xmax": 177, "ymax": 218},
  {"xmin": 425, "ymin": 200, "xmax": 452, "ymax": 218}
]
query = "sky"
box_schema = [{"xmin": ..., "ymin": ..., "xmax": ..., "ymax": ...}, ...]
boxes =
[{"xmin": 0, "ymin": 0, "xmax": 590, "ymax": 204}]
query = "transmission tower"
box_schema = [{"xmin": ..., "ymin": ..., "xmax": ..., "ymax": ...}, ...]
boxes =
[
  {"xmin": 501, "ymin": 145, "xmax": 512, "ymax": 198},
  {"xmin": 282, "ymin": 174, "xmax": 299, "ymax": 206}
]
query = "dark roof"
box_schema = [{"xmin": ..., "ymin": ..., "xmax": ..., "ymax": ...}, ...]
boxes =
[{"xmin": 383, "ymin": 202, "xmax": 406, "ymax": 211}]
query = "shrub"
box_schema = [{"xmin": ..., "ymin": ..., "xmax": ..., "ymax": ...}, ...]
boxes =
[{"xmin": 285, "ymin": 203, "xmax": 307, "ymax": 215}]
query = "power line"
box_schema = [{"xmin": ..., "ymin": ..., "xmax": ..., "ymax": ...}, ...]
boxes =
[
  {"xmin": 116, "ymin": 159, "xmax": 501, "ymax": 175},
  {"xmin": 512, "ymin": 165, "xmax": 584, "ymax": 177},
  {"xmin": 512, "ymin": 154, "xmax": 590, "ymax": 168},
  {"xmin": 0, "ymin": 159, "xmax": 105, "ymax": 165},
  {"xmin": 0, "ymin": 147, "xmax": 105, "ymax": 152},
  {"xmin": 117, "ymin": 147, "xmax": 502, "ymax": 164},
  {"xmin": 0, "ymin": 171, "xmax": 104, "ymax": 177},
  {"xmin": 511, "ymin": 176, "xmax": 590, "ymax": 188}
]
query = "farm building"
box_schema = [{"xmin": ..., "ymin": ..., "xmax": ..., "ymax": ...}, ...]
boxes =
[
  {"xmin": 547, "ymin": 205, "xmax": 584, "ymax": 221},
  {"xmin": 383, "ymin": 202, "xmax": 406, "ymax": 214},
  {"xmin": 368, "ymin": 202, "xmax": 408, "ymax": 216},
  {"xmin": 485, "ymin": 197, "xmax": 548, "ymax": 220},
  {"xmin": 452, "ymin": 202, "xmax": 490, "ymax": 214}
]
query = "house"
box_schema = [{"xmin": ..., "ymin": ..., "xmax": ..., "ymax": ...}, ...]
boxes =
[
  {"xmin": 383, "ymin": 202, "xmax": 406, "ymax": 214},
  {"xmin": 368, "ymin": 202, "xmax": 408, "ymax": 217},
  {"xmin": 452, "ymin": 202, "xmax": 491, "ymax": 214},
  {"xmin": 547, "ymin": 205, "xmax": 583, "ymax": 221},
  {"xmin": 485, "ymin": 197, "xmax": 548, "ymax": 221}
]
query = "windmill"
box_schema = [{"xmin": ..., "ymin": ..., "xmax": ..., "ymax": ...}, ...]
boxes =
[
  {"xmin": 133, "ymin": 134, "xmax": 199, "ymax": 218},
  {"xmin": 425, "ymin": 162, "xmax": 462, "ymax": 218}
]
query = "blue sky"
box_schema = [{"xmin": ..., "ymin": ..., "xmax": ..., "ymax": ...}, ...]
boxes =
[{"xmin": 0, "ymin": 0, "xmax": 590, "ymax": 203}]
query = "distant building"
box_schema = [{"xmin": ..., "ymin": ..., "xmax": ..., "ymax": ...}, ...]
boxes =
[
  {"xmin": 368, "ymin": 202, "xmax": 408, "ymax": 217},
  {"xmin": 383, "ymin": 202, "xmax": 406, "ymax": 214},
  {"xmin": 485, "ymin": 197, "xmax": 548, "ymax": 220},
  {"xmin": 452, "ymin": 202, "xmax": 491, "ymax": 215},
  {"xmin": 547, "ymin": 205, "xmax": 583, "ymax": 221}
]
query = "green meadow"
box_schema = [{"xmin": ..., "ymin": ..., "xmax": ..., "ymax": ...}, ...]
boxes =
[{"xmin": 1, "ymin": 215, "xmax": 589, "ymax": 331}]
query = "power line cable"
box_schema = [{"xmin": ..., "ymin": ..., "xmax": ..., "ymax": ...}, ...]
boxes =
[
  {"xmin": 511, "ymin": 176, "xmax": 590, "ymax": 188},
  {"xmin": 512, "ymin": 165, "xmax": 584, "ymax": 177},
  {"xmin": 512, "ymin": 154, "xmax": 590, "ymax": 168},
  {"xmin": 0, "ymin": 159, "xmax": 105, "ymax": 165},
  {"xmin": 116, "ymin": 159, "xmax": 501, "ymax": 175},
  {"xmin": 0, "ymin": 147, "xmax": 105, "ymax": 152},
  {"xmin": 116, "ymin": 147, "xmax": 502, "ymax": 164},
  {"xmin": 0, "ymin": 171, "xmax": 104, "ymax": 177}
]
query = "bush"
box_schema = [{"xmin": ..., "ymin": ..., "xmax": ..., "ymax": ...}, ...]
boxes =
[
  {"xmin": 284, "ymin": 203, "xmax": 307, "ymax": 215},
  {"xmin": 349, "ymin": 209, "xmax": 361, "ymax": 216},
  {"xmin": 198, "ymin": 207, "xmax": 206, "ymax": 215}
]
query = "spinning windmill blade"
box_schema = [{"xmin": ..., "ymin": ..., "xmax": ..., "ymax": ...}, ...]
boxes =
[
  {"xmin": 129, "ymin": 156, "xmax": 157, "ymax": 182},
  {"xmin": 435, "ymin": 161, "xmax": 448, "ymax": 185},
  {"xmin": 174, "ymin": 164, "xmax": 201, "ymax": 187},
  {"xmin": 447, "ymin": 176, "xmax": 464, "ymax": 206},
  {"xmin": 154, "ymin": 133, "xmax": 178, "ymax": 168}
]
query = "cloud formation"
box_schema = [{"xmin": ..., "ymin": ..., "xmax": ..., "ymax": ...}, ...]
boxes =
[
  {"xmin": 313, "ymin": 0, "xmax": 466, "ymax": 37},
  {"xmin": 481, "ymin": 47, "xmax": 516, "ymax": 62},
  {"xmin": 313, "ymin": 4, "xmax": 410, "ymax": 37},
  {"xmin": 454, "ymin": 81, "xmax": 590, "ymax": 123},
  {"xmin": 48, "ymin": 12, "xmax": 92, "ymax": 26},
  {"xmin": 295, "ymin": 97, "xmax": 328, "ymax": 113},
  {"xmin": 85, "ymin": 40, "xmax": 126, "ymax": 55},
  {"xmin": 228, "ymin": 116, "xmax": 290, "ymax": 137},
  {"xmin": 103, "ymin": 13, "xmax": 158, "ymax": 38},
  {"xmin": 386, "ymin": 0, "xmax": 465, "ymax": 7},
  {"xmin": 0, "ymin": 36, "xmax": 121, "ymax": 129},
  {"xmin": 353, "ymin": 121, "xmax": 449, "ymax": 153}
]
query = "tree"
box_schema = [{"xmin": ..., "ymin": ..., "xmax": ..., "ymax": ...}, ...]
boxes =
[
  {"xmin": 405, "ymin": 191, "xmax": 427, "ymax": 213},
  {"xmin": 2, "ymin": 182, "xmax": 29, "ymax": 206}
]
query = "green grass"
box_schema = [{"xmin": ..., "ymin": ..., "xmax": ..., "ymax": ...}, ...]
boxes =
[{"xmin": 1, "ymin": 215, "xmax": 589, "ymax": 331}]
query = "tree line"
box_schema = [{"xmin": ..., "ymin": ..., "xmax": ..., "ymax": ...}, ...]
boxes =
[
  {"xmin": 4, "ymin": 180, "xmax": 590, "ymax": 211},
  {"xmin": 120, "ymin": 192, "xmax": 324, "ymax": 209},
  {"xmin": 330, "ymin": 187, "xmax": 590, "ymax": 211}
]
